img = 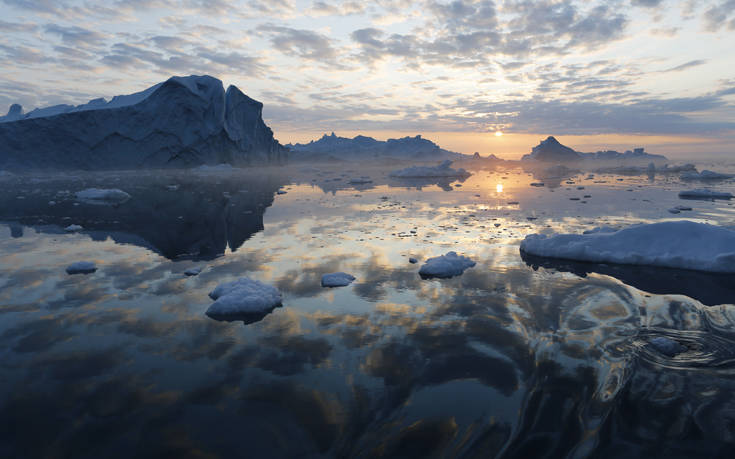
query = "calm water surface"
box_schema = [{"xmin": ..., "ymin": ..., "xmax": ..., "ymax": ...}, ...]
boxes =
[{"xmin": 2, "ymin": 162, "xmax": 735, "ymax": 458}]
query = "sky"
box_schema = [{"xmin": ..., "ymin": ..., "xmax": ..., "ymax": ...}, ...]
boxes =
[{"xmin": 1, "ymin": 0, "xmax": 734, "ymax": 159}]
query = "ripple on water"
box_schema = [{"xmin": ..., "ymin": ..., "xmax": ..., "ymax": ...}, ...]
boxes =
[{"xmin": 635, "ymin": 328, "xmax": 735, "ymax": 370}]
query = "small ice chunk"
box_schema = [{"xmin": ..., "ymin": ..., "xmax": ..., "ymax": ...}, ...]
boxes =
[
  {"xmin": 648, "ymin": 337, "xmax": 687, "ymax": 357},
  {"xmin": 277, "ymin": 190, "xmax": 287, "ymax": 195},
  {"xmin": 76, "ymin": 188, "xmax": 131, "ymax": 203},
  {"xmin": 207, "ymin": 278, "xmax": 282, "ymax": 317},
  {"xmin": 65, "ymin": 224, "xmax": 83, "ymax": 232},
  {"xmin": 530, "ymin": 182, "xmax": 545, "ymax": 187},
  {"xmin": 675, "ymin": 205, "xmax": 692, "ymax": 211},
  {"xmin": 321, "ymin": 272, "xmax": 356, "ymax": 287},
  {"xmin": 409, "ymin": 257, "xmax": 418, "ymax": 264},
  {"xmin": 667, "ymin": 208, "xmax": 681, "ymax": 214},
  {"xmin": 419, "ymin": 251, "xmax": 476, "ymax": 279},
  {"xmin": 66, "ymin": 261, "xmax": 97, "ymax": 274},
  {"xmin": 184, "ymin": 266, "xmax": 203, "ymax": 276},
  {"xmin": 349, "ymin": 177, "xmax": 373, "ymax": 184}
]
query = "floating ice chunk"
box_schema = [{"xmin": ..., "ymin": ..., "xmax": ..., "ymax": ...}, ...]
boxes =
[
  {"xmin": 648, "ymin": 337, "xmax": 687, "ymax": 357},
  {"xmin": 521, "ymin": 221, "xmax": 735, "ymax": 273},
  {"xmin": 668, "ymin": 208, "xmax": 680, "ymax": 214},
  {"xmin": 675, "ymin": 205, "xmax": 692, "ymax": 211},
  {"xmin": 680, "ymin": 170, "xmax": 734, "ymax": 180},
  {"xmin": 530, "ymin": 182, "xmax": 544, "ymax": 187},
  {"xmin": 184, "ymin": 266, "xmax": 203, "ymax": 276},
  {"xmin": 66, "ymin": 261, "xmax": 97, "ymax": 274},
  {"xmin": 207, "ymin": 278, "xmax": 282, "ymax": 317},
  {"xmin": 321, "ymin": 272, "xmax": 356, "ymax": 287},
  {"xmin": 276, "ymin": 190, "xmax": 287, "ymax": 195},
  {"xmin": 64, "ymin": 224, "xmax": 83, "ymax": 232},
  {"xmin": 678, "ymin": 189, "xmax": 733, "ymax": 200},
  {"xmin": 419, "ymin": 251, "xmax": 476, "ymax": 278},
  {"xmin": 349, "ymin": 177, "xmax": 373, "ymax": 184},
  {"xmin": 76, "ymin": 188, "xmax": 131, "ymax": 203},
  {"xmin": 389, "ymin": 160, "xmax": 470, "ymax": 178},
  {"xmin": 409, "ymin": 257, "xmax": 418, "ymax": 264}
]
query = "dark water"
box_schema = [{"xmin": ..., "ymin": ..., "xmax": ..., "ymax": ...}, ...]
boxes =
[{"xmin": 2, "ymin": 164, "xmax": 735, "ymax": 458}]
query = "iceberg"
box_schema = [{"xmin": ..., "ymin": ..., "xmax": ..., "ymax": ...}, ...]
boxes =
[
  {"xmin": 521, "ymin": 136, "xmax": 667, "ymax": 163},
  {"xmin": 0, "ymin": 75, "xmax": 287, "ymax": 170},
  {"xmin": 680, "ymin": 170, "xmax": 734, "ymax": 180},
  {"xmin": 389, "ymin": 160, "xmax": 470, "ymax": 178},
  {"xmin": 419, "ymin": 251, "xmax": 476, "ymax": 278},
  {"xmin": 321, "ymin": 272, "xmax": 356, "ymax": 287},
  {"xmin": 520, "ymin": 221, "xmax": 735, "ymax": 273},
  {"xmin": 678, "ymin": 189, "xmax": 733, "ymax": 200},
  {"xmin": 206, "ymin": 278, "xmax": 282, "ymax": 318},
  {"xmin": 288, "ymin": 132, "xmax": 460, "ymax": 161}
]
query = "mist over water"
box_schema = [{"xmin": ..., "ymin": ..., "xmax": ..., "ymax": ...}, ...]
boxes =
[{"xmin": 2, "ymin": 162, "xmax": 735, "ymax": 457}]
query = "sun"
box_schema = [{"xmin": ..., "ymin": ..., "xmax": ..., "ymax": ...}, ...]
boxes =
[{"xmin": 494, "ymin": 131, "xmax": 503, "ymax": 137}]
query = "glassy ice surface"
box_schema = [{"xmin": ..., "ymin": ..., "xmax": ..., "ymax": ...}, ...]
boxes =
[{"xmin": 2, "ymin": 163, "xmax": 735, "ymax": 457}]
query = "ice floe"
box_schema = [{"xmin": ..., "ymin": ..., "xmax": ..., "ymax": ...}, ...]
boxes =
[
  {"xmin": 66, "ymin": 261, "xmax": 97, "ymax": 274},
  {"xmin": 76, "ymin": 188, "xmax": 131, "ymax": 203},
  {"xmin": 680, "ymin": 170, "xmax": 734, "ymax": 180},
  {"xmin": 419, "ymin": 251, "xmax": 476, "ymax": 278},
  {"xmin": 184, "ymin": 266, "xmax": 203, "ymax": 276},
  {"xmin": 678, "ymin": 189, "xmax": 733, "ymax": 200},
  {"xmin": 321, "ymin": 272, "xmax": 356, "ymax": 287},
  {"xmin": 207, "ymin": 278, "xmax": 282, "ymax": 317},
  {"xmin": 521, "ymin": 221, "xmax": 735, "ymax": 273}
]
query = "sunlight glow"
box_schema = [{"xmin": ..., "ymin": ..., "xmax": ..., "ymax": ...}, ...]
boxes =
[
  {"xmin": 495, "ymin": 131, "xmax": 503, "ymax": 137},
  {"xmin": 496, "ymin": 183, "xmax": 503, "ymax": 193}
]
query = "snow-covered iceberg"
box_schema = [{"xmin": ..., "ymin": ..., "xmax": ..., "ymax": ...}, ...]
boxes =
[
  {"xmin": 521, "ymin": 136, "xmax": 667, "ymax": 163},
  {"xmin": 419, "ymin": 251, "xmax": 476, "ymax": 278},
  {"xmin": 390, "ymin": 160, "xmax": 471, "ymax": 178},
  {"xmin": 0, "ymin": 75, "xmax": 287, "ymax": 170},
  {"xmin": 206, "ymin": 278, "xmax": 282, "ymax": 318},
  {"xmin": 520, "ymin": 221, "xmax": 735, "ymax": 273}
]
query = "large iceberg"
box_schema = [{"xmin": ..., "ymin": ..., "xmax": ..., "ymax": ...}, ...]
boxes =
[
  {"xmin": 520, "ymin": 221, "xmax": 735, "ymax": 273},
  {"xmin": 0, "ymin": 75, "xmax": 287, "ymax": 170}
]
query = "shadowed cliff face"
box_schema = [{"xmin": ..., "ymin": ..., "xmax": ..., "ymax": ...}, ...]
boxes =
[
  {"xmin": 0, "ymin": 75, "xmax": 288, "ymax": 171},
  {"xmin": 0, "ymin": 169, "xmax": 289, "ymax": 260}
]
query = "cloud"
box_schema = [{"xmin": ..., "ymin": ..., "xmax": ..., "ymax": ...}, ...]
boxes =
[
  {"xmin": 661, "ymin": 59, "xmax": 707, "ymax": 72},
  {"xmin": 44, "ymin": 24, "xmax": 109, "ymax": 48},
  {"xmin": 703, "ymin": 0, "xmax": 735, "ymax": 31},
  {"xmin": 257, "ymin": 24, "xmax": 340, "ymax": 62}
]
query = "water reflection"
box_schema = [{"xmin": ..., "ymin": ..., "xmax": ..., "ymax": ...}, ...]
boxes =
[
  {"xmin": 522, "ymin": 252, "xmax": 735, "ymax": 306},
  {"xmin": 2, "ymin": 165, "xmax": 735, "ymax": 457},
  {"xmin": 0, "ymin": 170, "xmax": 288, "ymax": 260}
]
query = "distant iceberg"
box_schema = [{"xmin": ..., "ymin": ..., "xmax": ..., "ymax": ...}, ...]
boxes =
[
  {"xmin": 521, "ymin": 221, "xmax": 735, "ymax": 273},
  {"xmin": 390, "ymin": 160, "xmax": 470, "ymax": 178},
  {"xmin": 521, "ymin": 136, "xmax": 667, "ymax": 163},
  {"xmin": 288, "ymin": 132, "xmax": 461, "ymax": 161},
  {"xmin": 678, "ymin": 189, "xmax": 733, "ymax": 200},
  {"xmin": 0, "ymin": 75, "xmax": 287, "ymax": 170},
  {"xmin": 680, "ymin": 170, "xmax": 734, "ymax": 180}
]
